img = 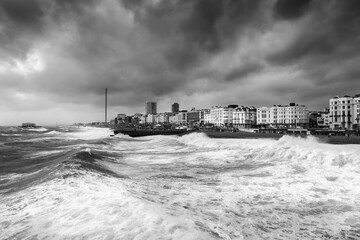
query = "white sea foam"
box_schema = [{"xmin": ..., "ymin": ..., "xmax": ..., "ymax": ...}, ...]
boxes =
[
  {"xmin": 0, "ymin": 174, "xmax": 209, "ymax": 239},
  {"xmin": 63, "ymin": 127, "xmax": 113, "ymax": 140},
  {"xmin": 44, "ymin": 130, "xmax": 62, "ymax": 135},
  {"xmin": 2, "ymin": 133, "xmax": 360, "ymax": 239},
  {"xmin": 26, "ymin": 127, "xmax": 48, "ymax": 132}
]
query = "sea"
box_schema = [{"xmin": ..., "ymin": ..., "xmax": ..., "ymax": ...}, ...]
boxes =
[{"xmin": 1, "ymin": 126, "xmax": 360, "ymax": 240}]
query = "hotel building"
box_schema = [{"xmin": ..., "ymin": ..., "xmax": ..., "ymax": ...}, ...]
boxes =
[
  {"xmin": 329, "ymin": 94, "xmax": 360, "ymax": 129},
  {"xmin": 256, "ymin": 103, "xmax": 308, "ymax": 127},
  {"xmin": 155, "ymin": 113, "xmax": 170, "ymax": 123},
  {"xmin": 210, "ymin": 106, "xmax": 237, "ymax": 126},
  {"xmin": 232, "ymin": 106, "xmax": 257, "ymax": 128}
]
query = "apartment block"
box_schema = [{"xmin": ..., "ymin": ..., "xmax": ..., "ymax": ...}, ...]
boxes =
[
  {"xmin": 210, "ymin": 106, "xmax": 236, "ymax": 126},
  {"xmin": 155, "ymin": 113, "xmax": 170, "ymax": 123},
  {"xmin": 146, "ymin": 102, "xmax": 157, "ymax": 115},
  {"xmin": 171, "ymin": 102, "xmax": 179, "ymax": 113},
  {"xmin": 232, "ymin": 106, "xmax": 257, "ymax": 128}
]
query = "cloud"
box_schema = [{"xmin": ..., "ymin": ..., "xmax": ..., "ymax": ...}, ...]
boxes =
[
  {"xmin": 224, "ymin": 62, "xmax": 263, "ymax": 82},
  {"xmin": 1, "ymin": 0, "xmax": 360, "ymax": 124},
  {"xmin": 274, "ymin": 0, "xmax": 313, "ymax": 20}
]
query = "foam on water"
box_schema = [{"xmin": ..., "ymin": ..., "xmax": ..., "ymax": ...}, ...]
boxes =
[
  {"xmin": 104, "ymin": 133, "xmax": 360, "ymax": 239},
  {"xmin": 0, "ymin": 173, "xmax": 209, "ymax": 239},
  {"xmin": 63, "ymin": 126, "xmax": 113, "ymax": 140},
  {"xmin": 2, "ymin": 129, "xmax": 360, "ymax": 239},
  {"xmin": 25, "ymin": 127, "xmax": 48, "ymax": 132}
]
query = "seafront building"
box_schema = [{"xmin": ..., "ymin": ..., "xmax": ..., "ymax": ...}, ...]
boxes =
[
  {"xmin": 256, "ymin": 103, "xmax": 309, "ymax": 127},
  {"xmin": 155, "ymin": 113, "xmax": 170, "ymax": 123},
  {"xmin": 204, "ymin": 112, "xmax": 211, "ymax": 124},
  {"xmin": 113, "ymin": 98, "xmax": 360, "ymax": 130},
  {"xmin": 210, "ymin": 106, "xmax": 237, "ymax": 126},
  {"xmin": 232, "ymin": 106, "xmax": 257, "ymax": 128},
  {"xmin": 146, "ymin": 102, "xmax": 157, "ymax": 115},
  {"xmin": 185, "ymin": 109, "xmax": 210, "ymax": 125},
  {"xmin": 146, "ymin": 114, "xmax": 156, "ymax": 124},
  {"xmin": 329, "ymin": 94, "xmax": 360, "ymax": 130},
  {"xmin": 176, "ymin": 111, "xmax": 188, "ymax": 124}
]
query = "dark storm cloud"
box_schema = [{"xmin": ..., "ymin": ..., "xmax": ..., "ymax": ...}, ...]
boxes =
[
  {"xmin": 121, "ymin": 0, "xmax": 263, "ymax": 69},
  {"xmin": 0, "ymin": 0, "xmax": 97, "ymax": 60},
  {"xmin": 268, "ymin": 0, "xmax": 360, "ymax": 64},
  {"xmin": 225, "ymin": 63, "xmax": 263, "ymax": 82},
  {"xmin": 2, "ymin": 0, "xmax": 360, "ymax": 124},
  {"xmin": 0, "ymin": 0, "xmax": 44, "ymax": 28},
  {"xmin": 274, "ymin": 0, "xmax": 313, "ymax": 20},
  {"xmin": 266, "ymin": 0, "xmax": 360, "ymax": 107},
  {"xmin": 0, "ymin": 0, "xmax": 45, "ymax": 59}
]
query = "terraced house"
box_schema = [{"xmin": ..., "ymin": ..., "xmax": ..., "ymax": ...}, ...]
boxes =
[{"xmin": 329, "ymin": 94, "xmax": 360, "ymax": 130}]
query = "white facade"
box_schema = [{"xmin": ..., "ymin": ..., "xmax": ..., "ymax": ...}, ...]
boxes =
[
  {"xmin": 256, "ymin": 107, "xmax": 272, "ymax": 125},
  {"xmin": 204, "ymin": 113, "xmax": 211, "ymax": 123},
  {"xmin": 232, "ymin": 106, "xmax": 257, "ymax": 128},
  {"xmin": 353, "ymin": 95, "xmax": 360, "ymax": 128},
  {"xmin": 277, "ymin": 104, "xmax": 308, "ymax": 125},
  {"xmin": 155, "ymin": 113, "xmax": 170, "ymax": 123},
  {"xmin": 146, "ymin": 114, "xmax": 155, "ymax": 124},
  {"xmin": 210, "ymin": 106, "xmax": 234, "ymax": 126},
  {"xmin": 329, "ymin": 95, "xmax": 360, "ymax": 129},
  {"xmin": 140, "ymin": 115, "xmax": 147, "ymax": 124},
  {"xmin": 257, "ymin": 103, "xmax": 309, "ymax": 127}
]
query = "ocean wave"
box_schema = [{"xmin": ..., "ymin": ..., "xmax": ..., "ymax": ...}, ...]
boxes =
[
  {"xmin": 25, "ymin": 127, "xmax": 48, "ymax": 132},
  {"xmin": 0, "ymin": 174, "xmax": 209, "ymax": 240},
  {"xmin": 176, "ymin": 133, "xmax": 360, "ymax": 172},
  {"xmin": 2, "ymin": 131, "xmax": 360, "ymax": 239},
  {"xmin": 44, "ymin": 130, "xmax": 62, "ymax": 135}
]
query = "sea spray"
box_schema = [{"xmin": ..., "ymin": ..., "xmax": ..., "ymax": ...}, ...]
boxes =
[{"xmin": 1, "ymin": 127, "xmax": 360, "ymax": 239}]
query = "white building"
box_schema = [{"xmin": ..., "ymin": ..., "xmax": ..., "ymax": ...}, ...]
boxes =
[
  {"xmin": 257, "ymin": 103, "xmax": 308, "ymax": 127},
  {"xmin": 204, "ymin": 113, "xmax": 211, "ymax": 124},
  {"xmin": 146, "ymin": 114, "xmax": 156, "ymax": 124},
  {"xmin": 156, "ymin": 113, "xmax": 170, "ymax": 123},
  {"xmin": 210, "ymin": 106, "xmax": 235, "ymax": 126},
  {"xmin": 232, "ymin": 106, "xmax": 257, "ymax": 128},
  {"xmin": 256, "ymin": 107, "xmax": 272, "ymax": 125},
  {"xmin": 140, "ymin": 115, "xmax": 147, "ymax": 124},
  {"xmin": 329, "ymin": 94, "xmax": 360, "ymax": 129}
]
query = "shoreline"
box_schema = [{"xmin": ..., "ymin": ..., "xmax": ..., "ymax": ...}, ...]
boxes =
[{"xmin": 201, "ymin": 130, "xmax": 360, "ymax": 145}]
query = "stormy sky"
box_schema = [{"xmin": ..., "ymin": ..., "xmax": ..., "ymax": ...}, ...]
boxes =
[{"xmin": 1, "ymin": 0, "xmax": 360, "ymax": 125}]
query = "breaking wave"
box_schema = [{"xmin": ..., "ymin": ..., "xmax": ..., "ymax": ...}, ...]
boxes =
[{"xmin": 1, "ymin": 127, "xmax": 360, "ymax": 239}]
